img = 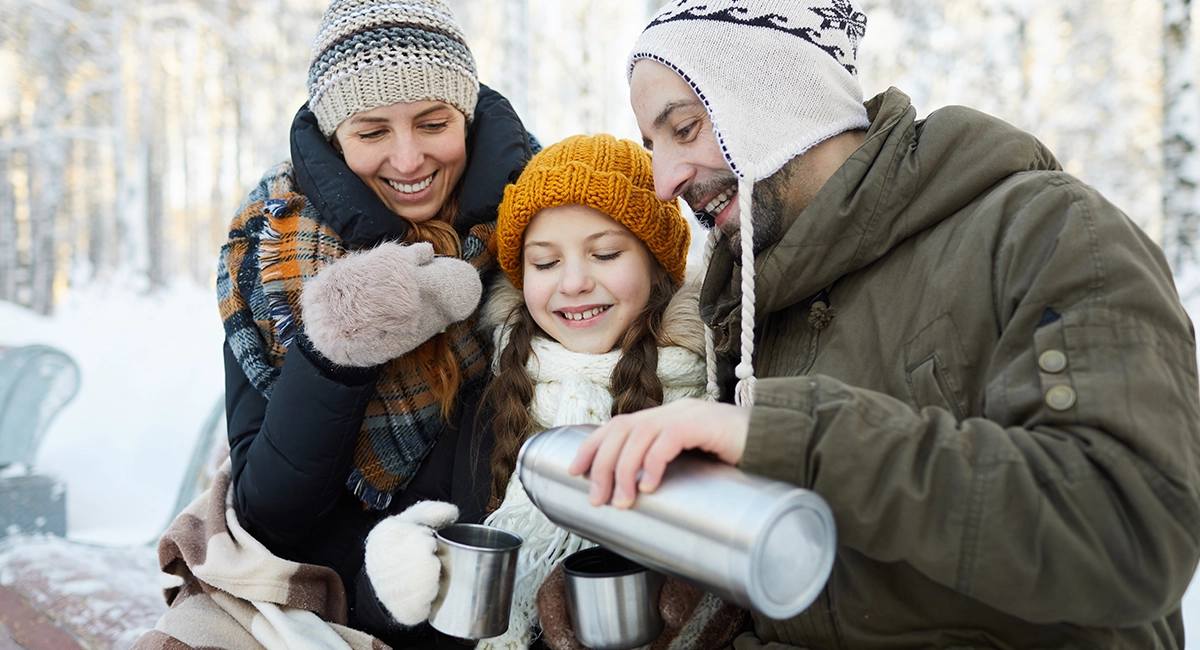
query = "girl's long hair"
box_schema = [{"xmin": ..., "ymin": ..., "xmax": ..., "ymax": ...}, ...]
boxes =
[
  {"xmin": 483, "ymin": 261, "xmax": 676, "ymax": 506},
  {"xmin": 397, "ymin": 177, "xmax": 467, "ymax": 422}
]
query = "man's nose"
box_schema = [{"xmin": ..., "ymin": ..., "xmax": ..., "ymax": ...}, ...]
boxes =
[{"xmin": 652, "ymin": 150, "xmax": 693, "ymax": 202}]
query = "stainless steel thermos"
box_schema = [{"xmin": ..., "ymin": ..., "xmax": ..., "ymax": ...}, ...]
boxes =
[{"xmin": 516, "ymin": 424, "xmax": 837, "ymax": 620}]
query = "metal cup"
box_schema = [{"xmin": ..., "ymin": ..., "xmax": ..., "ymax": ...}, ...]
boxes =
[
  {"xmin": 428, "ymin": 523, "xmax": 523, "ymax": 640},
  {"xmin": 562, "ymin": 547, "xmax": 666, "ymax": 650}
]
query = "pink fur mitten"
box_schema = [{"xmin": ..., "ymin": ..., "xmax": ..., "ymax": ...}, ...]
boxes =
[
  {"xmin": 364, "ymin": 500, "xmax": 460, "ymax": 626},
  {"xmin": 301, "ymin": 241, "xmax": 482, "ymax": 367}
]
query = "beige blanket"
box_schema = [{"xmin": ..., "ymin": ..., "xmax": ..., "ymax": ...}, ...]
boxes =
[{"xmin": 132, "ymin": 459, "xmax": 389, "ymax": 650}]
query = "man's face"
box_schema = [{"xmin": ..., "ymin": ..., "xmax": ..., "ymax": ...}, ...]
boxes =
[{"xmin": 629, "ymin": 59, "xmax": 791, "ymax": 254}]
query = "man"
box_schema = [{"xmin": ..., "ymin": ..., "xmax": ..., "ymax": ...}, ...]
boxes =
[{"xmin": 569, "ymin": 1, "xmax": 1200, "ymax": 648}]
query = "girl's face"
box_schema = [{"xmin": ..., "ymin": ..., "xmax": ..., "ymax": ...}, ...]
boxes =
[
  {"xmin": 522, "ymin": 204, "xmax": 656, "ymax": 354},
  {"xmin": 334, "ymin": 100, "xmax": 468, "ymax": 223}
]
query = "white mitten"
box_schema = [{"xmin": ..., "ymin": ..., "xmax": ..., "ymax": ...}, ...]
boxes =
[
  {"xmin": 301, "ymin": 242, "xmax": 483, "ymax": 367},
  {"xmin": 364, "ymin": 501, "xmax": 460, "ymax": 626}
]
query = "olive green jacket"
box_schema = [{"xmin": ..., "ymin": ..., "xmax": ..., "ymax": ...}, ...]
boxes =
[{"xmin": 704, "ymin": 88, "xmax": 1200, "ymax": 649}]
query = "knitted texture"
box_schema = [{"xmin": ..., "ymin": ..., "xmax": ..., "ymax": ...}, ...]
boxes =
[
  {"xmin": 307, "ymin": 0, "xmax": 479, "ymax": 137},
  {"xmin": 217, "ymin": 162, "xmax": 494, "ymax": 510},
  {"xmin": 628, "ymin": 0, "xmax": 871, "ymax": 182},
  {"xmin": 495, "ymin": 133, "xmax": 689, "ymax": 289}
]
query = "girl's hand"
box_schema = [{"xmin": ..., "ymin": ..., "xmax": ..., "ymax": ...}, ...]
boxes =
[{"xmin": 568, "ymin": 398, "xmax": 750, "ymax": 509}]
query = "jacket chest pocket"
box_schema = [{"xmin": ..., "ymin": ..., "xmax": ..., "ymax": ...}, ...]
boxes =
[{"xmin": 904, "ymin": 313, "xmax": 968, "ymax": 420}]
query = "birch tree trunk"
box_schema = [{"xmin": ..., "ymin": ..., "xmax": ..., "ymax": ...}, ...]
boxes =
[
  {"xmin": 26, "ymin": 11, "xmax": 70, "ymax": 315},
  {"xmin": 500, "ymin": 0, "xmax": 530, "ymax": 124},
  {"xmin": 1164, "ymin": 0, "xmax": 1199, "ymax": 278},
  {"xmin": 145, "ymin": 73, "xmax": 167, "ymax": 292},
  {"xmin": 0, "ymin": 143, "xmax": 15, "ymax": 304}
]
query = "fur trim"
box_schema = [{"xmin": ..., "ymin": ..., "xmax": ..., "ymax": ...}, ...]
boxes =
[
  {"xmin": 658, "ymin": 276, "xmax": 705, "ymax": 356},
  {"xmin": 481, "ymin": 273, "xmax": 526, "ymax": 332}
]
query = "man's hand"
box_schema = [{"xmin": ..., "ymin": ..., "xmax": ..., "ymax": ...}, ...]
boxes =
[{"xmin": 568, "ymin": 398, "xmax": 750, "ymax": 509}]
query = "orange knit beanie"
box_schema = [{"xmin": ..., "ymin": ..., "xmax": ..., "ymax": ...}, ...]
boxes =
[{"xmin": 496, "ymin": 133, "xmax": 689, "ymax": 289}]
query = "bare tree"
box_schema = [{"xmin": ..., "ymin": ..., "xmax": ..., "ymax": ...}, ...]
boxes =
[
  {"xmin": 24, "ymin": 4, "xmax": 71, "ymax": 315},
  {"xmin": 1164, "ymin": 0, "xmax": 1199, "ymax": 280},
  {"xmin": 0, "ymin": 141, "xmax": 15, "ymax": 305}
]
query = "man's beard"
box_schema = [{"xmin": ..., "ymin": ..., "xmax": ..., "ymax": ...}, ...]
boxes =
[{"xmin": 688, "ymin": 165, "xmax": 792, "ymax": 256}]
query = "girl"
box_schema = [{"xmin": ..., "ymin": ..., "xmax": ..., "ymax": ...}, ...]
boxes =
[{"xmin": 479, "ymin": 133, "xmax": 744, "ymax": 650}]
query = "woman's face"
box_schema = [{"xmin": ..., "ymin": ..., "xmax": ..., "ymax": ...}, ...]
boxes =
[
  {"xmin": 335, "ymin": 100, "xmax": 468, "ymax": 223},
  {"xmin": 521, "ymin": 204, "xmax": 656, "ymax": 354}
]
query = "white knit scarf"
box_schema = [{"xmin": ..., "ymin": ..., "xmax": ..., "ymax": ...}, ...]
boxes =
[{"xmin": 478, "ymin": 335, "xmax": 706, "ymax": 650}]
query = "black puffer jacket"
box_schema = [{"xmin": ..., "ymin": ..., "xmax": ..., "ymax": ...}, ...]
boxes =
[{"xmin": 222, "ymin": 85, "xmax": 533, "ymax": 647}]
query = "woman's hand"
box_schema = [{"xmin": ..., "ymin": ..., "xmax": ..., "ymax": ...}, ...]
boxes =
[
  {"xmin": 301, "ymin": 241, "xmax": 482, "ymax": 367},
  {"xmin": 568, "ymin": 398, "xmax": 750, "ymax": 509}
]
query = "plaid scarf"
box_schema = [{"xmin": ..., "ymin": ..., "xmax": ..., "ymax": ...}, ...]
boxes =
[{"xmin": 217, "ymin": 162, "xmax": 494, "ymax": 510}]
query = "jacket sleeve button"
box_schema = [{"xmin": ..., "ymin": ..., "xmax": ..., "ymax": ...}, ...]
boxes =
[
  {"xmin": 1038, "ymin": 349, "xmax": 1068, "ymax": 374},
  {"xmin": 1045, "ymin": 385, "xmax": 1077, "ymax": 411}
]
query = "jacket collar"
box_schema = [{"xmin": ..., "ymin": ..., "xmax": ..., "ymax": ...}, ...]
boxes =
[{"xmin": 289, "ymin": 84, "xmax": 532, "ymax": 249}]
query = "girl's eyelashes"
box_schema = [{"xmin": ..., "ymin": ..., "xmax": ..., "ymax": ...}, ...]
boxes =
[
  {"xmin": 532, "ymin": 260, "xmax": 558, "ymax": 271},
  {"xmin": 594, "ymin": 251, "xmax": 621, "ymax": 261}
]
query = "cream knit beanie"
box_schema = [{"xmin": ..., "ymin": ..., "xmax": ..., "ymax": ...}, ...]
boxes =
[
  {"xmin": 629, "ymin": 0, "xmax": 871, "ymax": 405},
  {"xmin": 307, "ymin": 0, "xmax": 479, "ymax": 137}
]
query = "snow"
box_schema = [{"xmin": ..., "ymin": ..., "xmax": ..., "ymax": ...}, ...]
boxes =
[
  {"xmin": 2, "ymin": 274, "xmax": 1200, "ymax": 644},
  {"xmin": 1, "ymin": 274, "xmax": 226, "ymax": 547}
]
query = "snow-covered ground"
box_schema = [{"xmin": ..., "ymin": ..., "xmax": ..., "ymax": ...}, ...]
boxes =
[{"xmin": 2, "ymin": 276, "xmax": 1200, "ymax": 643}]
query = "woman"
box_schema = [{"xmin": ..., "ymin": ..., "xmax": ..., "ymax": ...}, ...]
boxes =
[{"xmin": 141, "ymin": 0, "xmax": 534, "ymax": 647}]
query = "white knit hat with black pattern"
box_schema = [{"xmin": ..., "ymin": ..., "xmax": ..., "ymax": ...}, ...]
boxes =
[
  {"xmin": 307, "ymin": 0, "xmax": 479, "ymax": 138},
  {"xmin": 629, "ymin": 0, "xmax": 871, "ymax": 406}
]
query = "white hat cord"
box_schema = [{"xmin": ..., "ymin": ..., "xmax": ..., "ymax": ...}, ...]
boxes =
[
  {"xmin": 702, "ymin": 229, "xmax": 722, "ymax": 402},
  {"xmin": 734, "ymin": 176, "xmax": 757, "ymax": 407},
  {"xmin": 699, "ymin": 174, "xmax": 759, "ymax": 408}
]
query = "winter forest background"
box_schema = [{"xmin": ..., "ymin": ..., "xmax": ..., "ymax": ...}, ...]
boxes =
[
  {"xmin": 4, "ymin": 0, "xmax": 1200, "ymax": 631},
  {"xmin": 8, "ymin": 0, "xmax": 1200, "ymax": 315}
]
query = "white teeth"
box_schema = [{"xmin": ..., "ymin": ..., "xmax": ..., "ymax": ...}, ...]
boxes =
[
  {"xmin": 704, "ymin": 187, "xmax": 735, "ymax": 214},
  {"xmin": 563, "ymin": 306, "xmax": 607, "ymax": 321},
  {"xmin": 387, "ymin": 175, "xmax": 434, "ymax": 194}
]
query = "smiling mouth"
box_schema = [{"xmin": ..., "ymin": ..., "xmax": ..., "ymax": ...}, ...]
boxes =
[
  {"xmin": 692, "ymin": 185, "xmax": 736, "ymax": 228},
  {"xmin": 387, "ymin": 173, "xmax": 434, "ymax": 195},
  {"xmin": 559, "ymin": 305, "xmax": 610, "ymax": 321}
]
